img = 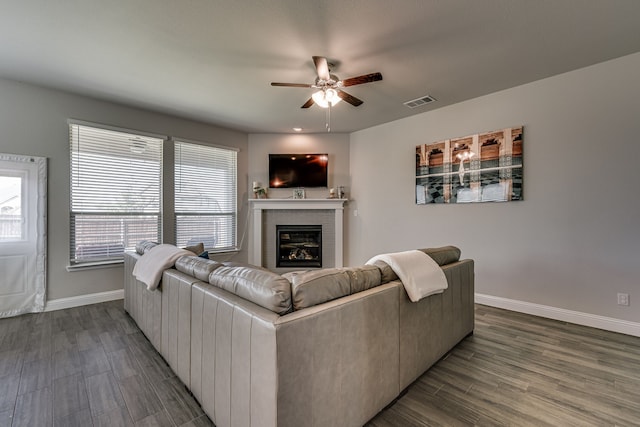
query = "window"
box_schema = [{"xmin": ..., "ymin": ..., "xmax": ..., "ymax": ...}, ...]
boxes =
[
  {"xmin": 69, "ymin": 122, "xmax": 164, "ymax": 265},
  {"xmin": 0, "ymin": 174, "xmax": 23, "ymax": 241},
  {"xmin": 174, "ymin": 140, "xmax": 238, "ymax": 252}
]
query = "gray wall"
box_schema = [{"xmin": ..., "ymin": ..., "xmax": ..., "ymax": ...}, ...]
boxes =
[
  {"xmin": 247, "ymin": 133, "xmax": 350, "ymax": 200},
  {"xmin": 348, "ymin": 52, "xmax": 640, "ymax": 323},
  {"xmin": 0, "ymin": 78, "xmax": 248, "ymax": 300},
  {"xmin": 247, "ymin": 133, "xmax": 351, "ymax": 264}
]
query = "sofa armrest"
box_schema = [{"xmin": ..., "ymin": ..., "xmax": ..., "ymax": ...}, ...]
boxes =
[
  {"xmin": 274, "ymin": 282, "xmax": 402, "ymax": 427},
  {"xmin": 124, "ymin": 252, "xmax": 162, "ymax": 350},
  {"xmin": 398, "ymin": 258, "xmax": 475, "ymax": 389},
  {"xmin": 160, "ymin": 269, "xmax": 202, "ymax": 388}
]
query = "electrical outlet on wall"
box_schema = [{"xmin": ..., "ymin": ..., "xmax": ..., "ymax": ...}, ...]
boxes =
[{"xmin": 617, "ymin": 293, "xmax": 630, "ymax": 306}]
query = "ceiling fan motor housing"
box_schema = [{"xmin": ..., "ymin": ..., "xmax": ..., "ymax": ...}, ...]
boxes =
[{"xmin": 314, "ymin": 74, "xmax": 343, "ymax": 89}]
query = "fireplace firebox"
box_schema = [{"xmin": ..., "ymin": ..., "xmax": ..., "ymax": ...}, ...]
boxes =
[{"xmin": 276, "ymin": 225, "xmax": 322, "ymax": 268}]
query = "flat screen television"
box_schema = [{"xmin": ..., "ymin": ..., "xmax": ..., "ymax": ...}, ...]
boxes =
[{"xmin": 269, "ymin": 153, "xmax": 328, "ymax": 188}]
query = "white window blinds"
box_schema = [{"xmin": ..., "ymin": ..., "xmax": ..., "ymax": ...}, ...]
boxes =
[
  {"xmin": 69, "ymin": 123, "xmax": 163, "ymax": 264},
  {"xmin": 174, "ymin": 140, "xmax": 237, "ymax": 252}
]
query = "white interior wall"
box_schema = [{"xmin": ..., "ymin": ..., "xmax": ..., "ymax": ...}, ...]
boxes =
[
  {"xmin": 348, "ymin": 52, "xmax": 640, "ymax": 323},
  {"xmin": 0, "ymin": 78, "xmax": 248, "ymax": 301}
]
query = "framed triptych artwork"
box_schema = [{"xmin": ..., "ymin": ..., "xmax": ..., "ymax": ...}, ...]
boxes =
[{"xmin": 416, "ymin": 126, "xmax": 523, "ymax": 204}]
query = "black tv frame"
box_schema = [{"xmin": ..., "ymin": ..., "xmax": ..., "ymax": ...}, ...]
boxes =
[{"xmin": 268, "ymin": 153, "xmax": 328, "ymax": 188}]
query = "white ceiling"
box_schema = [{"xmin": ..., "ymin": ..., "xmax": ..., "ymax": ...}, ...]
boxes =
[{"xmin": 2, "ymin": 0, "xmax": 640, "ymax": 134}]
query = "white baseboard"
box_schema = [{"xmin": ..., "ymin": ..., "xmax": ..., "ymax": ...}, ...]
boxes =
[
  {"xmin": 45, "ymin": 289, "xmax": 124, "ymax": 312},
  {"xmin": 42, "ymin": 290, "xmax": 640, "ymax": 337},
  {"xmin": 475, "ymin": 293, "xmax": 640, "ymax": 338}
]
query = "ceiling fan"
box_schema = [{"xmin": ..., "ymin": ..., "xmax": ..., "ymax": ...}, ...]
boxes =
[{"xmin": 271, "ymin": 56, "xmax": 383, "ymax": 109}]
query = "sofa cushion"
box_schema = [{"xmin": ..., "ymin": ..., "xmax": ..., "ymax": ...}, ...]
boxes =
[
  {"xmin": 284, "ymin": 269, "xmax": 351, "ymax": 310},
  {"xmin": 135, "ymin": 240, "xmax": 158, "ymax": 255},
  {"xmin": 345, "ymin": 265, "xmax": 382, "ymax": 294},
  {"xmin": 175, "ymin": 255, "xmax": 223, "ymax": 282},
  {"xmin": 418, "ymin": 246, "xmax": 461, "ymax": 266},
  {"xmin": 222, "ymin": 261, "xmax": 270, "ymax": 270},
  {"xmin": 371, "ymin": 246, "xmax": 460, "ymax": 284},
  {"xmin": 208, "ymin": 266, "xmax": 292, "ymax": 315},
  {"xmin": 370, "ymin": 260, "xmax": 399, "ymax": 284}
]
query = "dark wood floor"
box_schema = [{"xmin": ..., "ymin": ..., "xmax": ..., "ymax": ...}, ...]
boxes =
[
  {"xmin": 1, "ymin": 301, "xmax": 639, "ymax": 426},
  {"xmin": 369, "ymin": 305, "xmax": 640, "ymax": 426},
  {"xmin": 0, "ymin": 299, "xmax": 211, "ymax": 427}
]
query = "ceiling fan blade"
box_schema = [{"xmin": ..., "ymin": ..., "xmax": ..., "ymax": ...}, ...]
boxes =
[
  {"xmin": 271, "ymin": 82, "xmax": 313, "ymax": 88},
  {"xmin": 342, "ymin": 72, "xmax": 383, "ymax": 87},
  {"xmin": 301, "ymin": 98, "xmax": 315, "ymax": 109},
  {"xmin": 337, "ymin": 90, "xmax": 364, "ymax": 107},
  {"xmin": 312, "ymin": 56, "xmax": 331, "ymax": 81}
]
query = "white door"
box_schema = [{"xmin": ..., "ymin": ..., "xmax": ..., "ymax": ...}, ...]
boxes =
[{"xmin": 0, "ymin": 153, "xmax": 47, "ymax": 318}]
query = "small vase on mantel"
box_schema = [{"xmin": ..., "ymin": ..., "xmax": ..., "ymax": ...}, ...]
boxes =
[{"xmin": 253, "ymin": 182, "xmax": 267, "ymax": 199}]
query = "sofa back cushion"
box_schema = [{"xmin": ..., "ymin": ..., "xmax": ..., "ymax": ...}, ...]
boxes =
[
  {"xmin": 285, "ymin": 269, "xmax": 350, "ymax": 310},
  {"xmin": 175, "ymin": 255, "xmax": 223, "ymax": 282},
  {"xmin": 135, "ymin": 240, "xmax": 158, "ymax": 255},
  {"xmin": 284, "ymin": 265, "xmax": 382, "ymax": 310},
  {"xmin": 418, "ymin": 245, "xmax": 461, "ymax": 266},
  {"xmin": 374, "ymin": 246, "xmax": 461, "ymax": 284},
  {"xmin": 370, "ymin": 260, "xmax": 399, "ymax": 284},
  {"xmin": 346, "ymin": 265, "xmax": 383, "ymax": 294},
  {"xmin": 208, "ymin": 266, "xmax": 292, "ymax": 315}
]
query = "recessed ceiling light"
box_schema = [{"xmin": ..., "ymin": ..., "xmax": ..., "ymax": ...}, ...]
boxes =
[{"xmin": 292, "ymin": 127, "xmax": 302, "ymax": 132}]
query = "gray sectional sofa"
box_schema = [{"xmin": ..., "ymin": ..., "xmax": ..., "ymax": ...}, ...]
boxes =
[{"xmin": 123, "ymin": 244, "xmax": 474, "ymax": 427}]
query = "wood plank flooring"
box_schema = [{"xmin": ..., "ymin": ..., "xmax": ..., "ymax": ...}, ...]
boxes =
[
  {"xmin": 0, "ymin": 300, "xmax": 212, "ymax": 427},
  {"xmin": 1, "ymin": 301, "xmax": 639, "ymax": 426},
  {"xmin": 368, "ymin": 305, "xmax": 640, "ymax": 426}
]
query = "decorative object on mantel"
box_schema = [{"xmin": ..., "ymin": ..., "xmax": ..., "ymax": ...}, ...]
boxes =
[
  {"xmin": 416, "ymin": 126, "xmax": 523, "ymax": 204},
  {"xmin": 293, "ymin": 188, "xmax": 306, "ymax": 199},
  {"xmin": 337, "ymin": 185, "xmax": 345, "ymax": 199},
  {"xmin": 328, "ymin": 188, "xmax": 336, "ymax": 199},
  {"xmin": 253, "ymin": 181, "xmax": 268, "ymax": 199}
]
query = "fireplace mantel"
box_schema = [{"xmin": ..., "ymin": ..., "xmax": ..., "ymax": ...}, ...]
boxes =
[{"xmin": 249, "ymin": 198, "xmax": 347, "ymax": 268}]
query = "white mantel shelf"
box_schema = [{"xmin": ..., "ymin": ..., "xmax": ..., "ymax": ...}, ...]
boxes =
[
  {"xmin": 249, "ymin": 198, "xmax": 347, "ymax": 268},
  {"xmin": 250, "ymin": 198, "xmax": 347, "ymax": 210}
]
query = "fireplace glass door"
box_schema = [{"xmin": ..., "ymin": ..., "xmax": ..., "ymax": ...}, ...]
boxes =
[{"xmin": 276, "ymin": 225, "xmax": 322, "ymax": 268}]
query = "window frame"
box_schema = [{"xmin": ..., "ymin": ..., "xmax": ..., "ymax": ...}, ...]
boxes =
[
  {"xmin": 68, "ymin": 120, "xmax": 166, "ymax": 269},
  {"xmin": 67, "ymin": 121, "xmax": 241, "ymax": 270},
  {"xmin": 173, "ymin": 138, "xmax": 239, "ymax": 253}
]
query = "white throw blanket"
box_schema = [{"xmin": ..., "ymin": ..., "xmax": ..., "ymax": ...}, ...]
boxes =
[
  {"xmin": 133, "ymin": 244, "xmax": 194, "ymax": 291},
  {"xmin": 366, "ymin": 250, "xmax": 448, "ymax": 302}
]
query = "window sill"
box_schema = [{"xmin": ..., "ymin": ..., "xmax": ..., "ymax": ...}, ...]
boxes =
[{"xmin": 66, "ymin": 260, "xmax": 124, "ymax": 272}]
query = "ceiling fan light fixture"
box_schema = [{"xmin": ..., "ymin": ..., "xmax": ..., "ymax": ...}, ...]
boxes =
[{"xmin": 312, "ymin": 88, "xmax": 341, "ymax": 108}]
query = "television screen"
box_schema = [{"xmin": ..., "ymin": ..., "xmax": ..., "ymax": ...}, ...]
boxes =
[{"xmin": 269, "ymin": 153, "xmax": 328, "ymax": 188}]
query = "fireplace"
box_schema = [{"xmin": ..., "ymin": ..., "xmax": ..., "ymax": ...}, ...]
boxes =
[
  {"xmin": 249, "ymin": 199, "xmax": 346, "ymax": 270},
  {"xmin": 276, "ymin": 225, "xmax": 322, "ymax": 268}
]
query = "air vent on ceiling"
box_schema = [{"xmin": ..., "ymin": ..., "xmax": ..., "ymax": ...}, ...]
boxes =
[{"xmin": 403, "ymin": 95, "xmax": 437, "ymax": 108}]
